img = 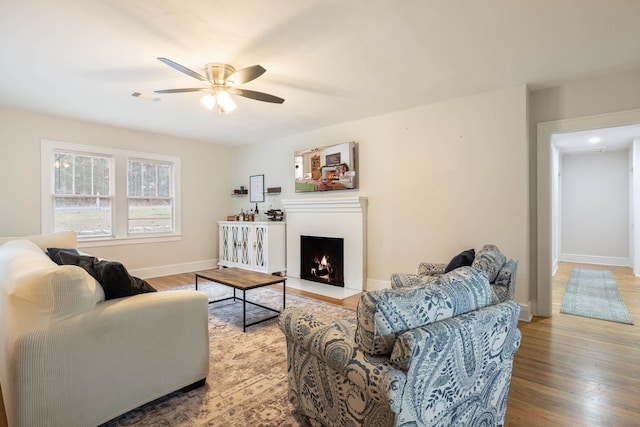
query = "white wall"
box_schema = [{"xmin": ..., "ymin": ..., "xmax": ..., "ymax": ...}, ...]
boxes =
[
  {"xmin": 230, "ymin": 86, "xmax": 530, "ymax": 306},
  {"xmin": 560, "ymin": 150, "xmax": 629, "ymax": 265},
  {"xmin": 0, "ymin": 108, "xmax": 234, "ymax": 275}
]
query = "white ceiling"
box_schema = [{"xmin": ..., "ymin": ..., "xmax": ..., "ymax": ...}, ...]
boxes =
[
  {"xmin": 553, "ymin": 124, "xmax": 640, "ymax": 154},
  {"xmin": 1, "ymin": 0, "xmax": 640, "ymax": 146}
]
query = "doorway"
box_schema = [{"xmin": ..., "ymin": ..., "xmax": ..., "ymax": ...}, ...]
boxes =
[{"xmin": 536, "ymin": 109, "xmax": 640, "ymax": 317}]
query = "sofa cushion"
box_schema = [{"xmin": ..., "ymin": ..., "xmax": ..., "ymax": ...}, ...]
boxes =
[
  {"xmin": 0, "ymin": 239, "xmax": 104, "ymax": 321},
  {"xmin": 471, "ymin": 244, "xmax": 506, "ymax": 282},
  {"xmin": 46, "ymin": 247, "xmax": 80, "ymax": 265},
  {"xmin": 58, "ymin": 252, "xmax": 156, "ymax": 300},
  {"xmin": 11, "ymin": 266, "xmax": 104, "ymax": 320},
  {"xmin": 0, "ymin": 231, "xmax": 77, "ymax": 252},
  {"xmin": 444, "ymin": 248, "xmax": 475, "ymax": 273},
  {"xmin": 355, "ymin": 267, "xmax": 492, "ymax": 356}
]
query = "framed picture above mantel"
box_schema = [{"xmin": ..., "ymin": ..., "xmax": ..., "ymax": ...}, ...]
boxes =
[
  {"xmin": 250, "ymin": 174, "xmax": 265, "ymax": 202},
  {"xmin": 294, "ymin": 141, "xmax": 357, "ymax": 193}
]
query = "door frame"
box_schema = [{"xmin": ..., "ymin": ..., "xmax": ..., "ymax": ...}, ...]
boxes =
[{"xmin": 536, "ymin": 108, "xmax": 640, "ymax": 317}]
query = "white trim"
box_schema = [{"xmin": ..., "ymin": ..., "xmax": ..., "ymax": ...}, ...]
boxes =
[
  {"xmin": 128, "ymin": 258, "xmax": 217, "ymax": 280},
  {"xmin": 281, "ymin": 197, "xmax": 367, "ymax": 213},
  {"xmin": 559, "ymin": 253, "xmax": 630, "ymax": 267},
  {"xmin": 518, "ymin": 302, "xmax": 533, "ymax": 322},
  {"xmin": 41, "ymin": 139, "xmax": 181, "ymax": 244},
  {"xmin": 366, "ymin": 278, "xmax": 389, "ymax": 291},
  {"xmin": 78, "ymin": 234, "xmax": 182, "ymax": 248}
]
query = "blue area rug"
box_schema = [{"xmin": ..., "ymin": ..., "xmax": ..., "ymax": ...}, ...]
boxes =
[{"xmin": 560, "ymin": 268, "xmax": 633, "ymax": 324}]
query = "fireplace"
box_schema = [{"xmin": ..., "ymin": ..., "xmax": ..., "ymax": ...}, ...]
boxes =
[
  {"xmin": 300, "ymin": 236, "xmax": 344, "ymax": 287},
  {"xmin": 281, "ymin": 197, "xmax": 367, "ymax": 298}
]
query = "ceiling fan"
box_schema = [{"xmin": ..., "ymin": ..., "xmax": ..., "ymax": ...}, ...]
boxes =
[{"xmin": 154, "ymin": 57, "xmax": 285, "ymax": 113}]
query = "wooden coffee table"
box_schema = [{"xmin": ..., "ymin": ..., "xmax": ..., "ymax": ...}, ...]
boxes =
[{"xmin": 194, "ymin": 268, "xmax": 286, "ymax": 332}]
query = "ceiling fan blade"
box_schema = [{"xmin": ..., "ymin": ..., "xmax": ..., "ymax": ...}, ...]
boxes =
[
  {"xmin": 157, "ymin": 57, "xmax": 208, "ymax": 82},
  {"xmin": 154, "ymin": 88, "xmax": 209, "ymax": 94},
  {"xmin": 229, "ymin": 88, "xmax": 284, "ymax": 104},
  {"xmin": 226, "ymin": 65, "xmax": 266, "ymax": 85}
]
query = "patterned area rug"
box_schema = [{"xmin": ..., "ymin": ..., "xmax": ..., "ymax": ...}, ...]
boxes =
[
  {"xmin": 560, "ymin": 268, "xmax": 633, "ymax": 324},
  {"xmin": 101, "ymin": 283, "xmax": 355, "ymax": 426}
]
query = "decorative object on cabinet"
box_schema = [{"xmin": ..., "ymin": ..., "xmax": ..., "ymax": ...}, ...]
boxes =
[
  {"xmin": 218, "ymin": 221, "xmax": 286, "ymax": 274},
  {"xmin": 266, "ymin": 209, "xmax": 284, "ymax": 221},
  {"xmin": 250, "ymin": 174, "xmax": 265, "ymax": 202}
]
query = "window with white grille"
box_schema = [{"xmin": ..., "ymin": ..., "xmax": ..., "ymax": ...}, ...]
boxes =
[{"xmin": 42, "ymin": 140, "xmax": 181, "ymax": 245}]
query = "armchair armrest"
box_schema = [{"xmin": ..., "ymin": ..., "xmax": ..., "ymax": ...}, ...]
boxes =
[
  {"xmin": 417, "ymin": 262, "xmax": 447, "ymax": 276},
  {"xmin": 390, "ymin": 273, "xmax": 438, "ymax": 289},
  {"xmin": 493, "ymin": 258, "xmax": 518, "ymax": 302},
  {"xmin": 278, "ymin": 307, "xmax": 406, "ymax": 410}
]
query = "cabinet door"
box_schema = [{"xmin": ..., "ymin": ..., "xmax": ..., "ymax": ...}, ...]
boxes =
[
  {"xmin": 219, "ymin": 223, "xmax": 232, "ymax": 267},
  {"xmin": 232, "ymin": 223, "xmax": 253, "ymax": 268},
  {"xmin": 252, "ymin": 224, "xmax": 268, "ymax": 273}
]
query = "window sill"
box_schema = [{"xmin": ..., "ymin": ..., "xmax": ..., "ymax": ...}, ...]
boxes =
[{"xmin": 78, "ymin": 234, "xmax": 182, "ymax": 248}]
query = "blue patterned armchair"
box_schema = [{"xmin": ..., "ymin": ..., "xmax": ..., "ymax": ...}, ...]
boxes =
[
  {"xmin": 279, "ymin": 267, "xmax": 522, "ymax": 426},
  {"xmin": 390, "ymin": 244, "xmax": 518, "ymax": 304}
]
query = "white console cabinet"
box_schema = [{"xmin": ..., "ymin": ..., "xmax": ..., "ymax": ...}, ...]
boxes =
[{"xmin": 218, "ymin": 221, "xmax": 286, "ymax": 274}]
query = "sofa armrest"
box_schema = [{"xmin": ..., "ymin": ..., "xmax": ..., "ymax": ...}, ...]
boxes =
[
  {"xmin": 417, "ymin": 262, "xmax": 447, "ymax": 276},
  {"xmin": 278, "ymin": 307, "xmax": 406, "ymax": 410},
  {"xmin": 6, "ymin": 290, "xmax": 209, "ymax": 427}
]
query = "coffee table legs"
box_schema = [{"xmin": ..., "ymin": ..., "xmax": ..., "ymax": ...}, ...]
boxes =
[
  {"xmin": 195, "ymin": 274, "xmax": 286, "ymax": 332},
  {"xmin": 239, "ymin": 281, "xmax": 286, "ymax": 331}
]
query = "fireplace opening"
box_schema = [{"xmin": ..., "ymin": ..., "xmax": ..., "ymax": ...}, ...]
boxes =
[{"xmin": 300, "ymin": 235, "xmax": 344, "ymax": 287}]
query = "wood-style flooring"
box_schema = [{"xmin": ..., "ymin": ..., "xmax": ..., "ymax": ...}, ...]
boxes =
[{"xmin": 147, "ymin": 262, "xmax": 639, "ymax": 426}]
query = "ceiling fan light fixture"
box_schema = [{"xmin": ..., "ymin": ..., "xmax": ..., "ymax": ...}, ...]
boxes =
[
  {"xmin": 156, "ymin": 58, "xmax": 282, "ymax": 112},
  {"xmin": 216, "ymin": 90, "xmax": 236, "ymax": 113},
  {"xmin": 200, "ymin": 93, "xmax": 216, "ymax": 110}
]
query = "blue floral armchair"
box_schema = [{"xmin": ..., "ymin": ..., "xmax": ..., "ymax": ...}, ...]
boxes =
[{"xmin": 279, "ymin": 267, "xmax": 522, "ymax": 426}]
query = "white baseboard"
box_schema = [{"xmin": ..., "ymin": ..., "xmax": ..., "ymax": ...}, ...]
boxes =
[
  {"xmin": 366, "ymin": 278, "xmax": 389, "ymax": 291},
  {"xmin": 559, "ymin": 253, "xmax": 630, "ymax": 267},
  {"xmin": 518, "ymin": 301, "xmax": 533, "ymax": 322},
  {"xmin": 129, "ymin": 259, "xmax": 218, "ymax": 279}
]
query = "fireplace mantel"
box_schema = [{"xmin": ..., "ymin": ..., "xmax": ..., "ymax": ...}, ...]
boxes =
[
  {"xmin": 281, "ymin": 197, "xmax": 367, "ymax": 298},
  {"xmin": 281, "ymin": 197, "xmax": 367, "ymax": 213}
]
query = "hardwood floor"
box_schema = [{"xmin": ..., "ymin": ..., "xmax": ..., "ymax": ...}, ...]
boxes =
[
  {"xmin": 506, "ymin": 262, "xmax": 639, "ymax": 426},
  {"xmin": 147, "ymin": 263, "xmax": 639, "ymax": 426}
]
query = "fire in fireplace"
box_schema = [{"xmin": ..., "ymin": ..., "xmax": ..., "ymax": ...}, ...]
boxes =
[{"xmin": 300, "ymin": 235, "xmax": 344, "ymax": 287}]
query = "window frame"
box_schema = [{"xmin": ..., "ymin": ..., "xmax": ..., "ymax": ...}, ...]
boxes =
[{"xmin": 41, "ymin": 139, "xmax": 181, "ymax": 248}]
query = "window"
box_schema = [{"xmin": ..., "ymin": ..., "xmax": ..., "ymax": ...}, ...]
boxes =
[
  {"xmin": 53, "ymin": 151, "xmax": 112, "ymax": 238},
  {"xmin": 127, "ymin": 159, "xmax": 173, "ymax": 234},
  {"xmin": 42, "ymin": 140, "xmax": 181, "ymax": 245}
]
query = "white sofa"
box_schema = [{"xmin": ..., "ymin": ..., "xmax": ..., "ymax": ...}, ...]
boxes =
[{"xmin": 0, "ymin": 232, "xmax": 209, "ymax": 427}]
